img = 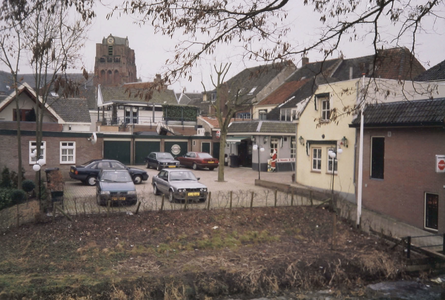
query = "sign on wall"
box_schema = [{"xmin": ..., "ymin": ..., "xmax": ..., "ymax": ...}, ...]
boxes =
[{"xmin": 436, "ymin": 155, "xmax": 445, "ymax": 173}]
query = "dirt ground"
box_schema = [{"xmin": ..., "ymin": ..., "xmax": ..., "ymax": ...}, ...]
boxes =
[{"xmin": 0, "ymin": 205, "xmax": 432, "ymax": 299}]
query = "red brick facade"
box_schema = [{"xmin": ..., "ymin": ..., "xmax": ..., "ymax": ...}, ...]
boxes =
[{"xmin": 359, "ymin": 127, "xmax": 445, "ymax": 233}]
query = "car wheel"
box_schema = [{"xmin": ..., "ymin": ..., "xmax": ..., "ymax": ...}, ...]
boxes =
[
  {"xmin": 87, "ymin": 176, "xmax": 96, "ymax": 186},
  {"xmin": 153, "ymin": 185, "xmax": 160, "ymax": 195},
  {"xmin": 192, "ymin": 163, "xmax": 198, "ymax": 170},
  {"xmin": 169, "ymin": 190, "xmax": 175, "ymax": 202},
  {"xmin": 157, "ymin": 164, "xmax": 162, "ymax": 171},
  {"xmin": 209, "ymin": 167, "xmax": 214, "ymax": 171},
  {"xmin": 133, "ymin": 175, "xmax": 142, "ymax": 184}
]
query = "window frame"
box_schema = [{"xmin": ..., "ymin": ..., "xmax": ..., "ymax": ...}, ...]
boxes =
[
  {"xmin": 270, "ymin": 138, "xmax": 279, "ymax": 156},
  {"xmin": 29, "ymin": 141, "xmax": 46, "ymax": 165},
  {"xmin": 60, "ymin": 141, "xmax": 76, "ymax": 164},
  {"xmin": 370, "ymin": 137, "xmax": 385, "ymax": 179},
  {"xmin": 290, "ymin": 137, "xmax": 296, "ymax": 158},
  {"xmin": 311, "ymin": 147, "xmax": 322, "ymax": 172},
  {"xmin": 321, "ymin": 98, "xmax": 330, "ymax": 121}
]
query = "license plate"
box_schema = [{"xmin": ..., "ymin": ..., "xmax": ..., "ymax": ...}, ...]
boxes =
[
  {"xmin": 112, "ymin": 197, "xmax": 126, "ymax": 201},
  {"xmin": 187, "ymin": 192, "xmax": 200, "ymax": 197},
  {"xmin": 168, "ymin": 165, "xmax": 176, "ymax": 168},
  {"xmin": 208, "ymin": 161, "xmax": 214, "ymax": 163}
]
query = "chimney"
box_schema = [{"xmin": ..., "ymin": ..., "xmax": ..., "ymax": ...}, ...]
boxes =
[{"xmin": 302, "ymin": 56, "xmax": 309, "ymax": 67}]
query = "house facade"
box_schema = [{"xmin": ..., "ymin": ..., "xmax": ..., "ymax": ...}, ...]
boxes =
[{"xmin": 351, "ymin": 99, "xmax": 445, "ymax": 233}]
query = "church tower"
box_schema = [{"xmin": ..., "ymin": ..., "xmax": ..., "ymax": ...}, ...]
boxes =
[{"xmin": 94, "ymin": 34, "xmax": 137, "ymax": 86}]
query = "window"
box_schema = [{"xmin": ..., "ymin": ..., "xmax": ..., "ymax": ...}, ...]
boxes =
[
  {"xmin": 108, "ymin": 45, "xmax": 113, "ymax": 55},
  {"xmin": 321, "ymin": 98, "xmax": 330, "ymax": 121},
  {"xmin": 290, "ymin": 137, "xmax": 296, "ymax": 158},
  {"xmin": 125, "ymin": 107, "xmax": 139, "ymax": 124},
  {"xmin": 13, "ymin": 109, "xmax": 35, "ymax": 121},
  {"xmin": 425, "ymin": 193, "xmax": 439, "ymax": 230},
  {"xmin": 29, "ymin": 141, "xmax": 46, "ymax": 165},
  {"xmin": 60, "ymin": 142, "xmax": 76, "ymax": 164},
  {"xmin": 371, "ymin": 137, "xmax": 384, "ymax": 179},
  {"xmin": 259, "ymin": 109, "xmax": 267, "ymax": 120},
  {"xmin": 312, "ymin": 148, "xmax": 322, "ymax": 171},
  {"xmin": 327, "ymin": 147, "xmax": 338, "ymax": 174}
]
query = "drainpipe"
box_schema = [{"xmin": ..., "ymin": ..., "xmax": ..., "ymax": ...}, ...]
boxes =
[{"xmin": 357, "ymin": 74, "xmax": 365, "ymax": 228}]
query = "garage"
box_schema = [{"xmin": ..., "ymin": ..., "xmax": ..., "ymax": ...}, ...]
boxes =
[
  {"xmin": 103, "ymin": 140, "xmax": 131, "ymax": 164},
  {"xmin": 134, "ymin": 140, "xmax": 160, "ymax": 165}
]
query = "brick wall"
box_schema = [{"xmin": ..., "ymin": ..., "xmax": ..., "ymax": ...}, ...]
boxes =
[{"xmin": 359, "ymin": 127, "xmax": 445, "ymax": 232}]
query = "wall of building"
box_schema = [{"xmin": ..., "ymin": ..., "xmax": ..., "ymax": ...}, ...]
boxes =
[
  {"xmin": 360, "ymin": 127, "xmax": 445, "ymax": 232},
  {"xmin": 0, "ymin": 93, "xmax": 56, "ymax": 123},
  {"xmin": 296, "ymin": 79, "xmax": 358, "ymax": 202}
]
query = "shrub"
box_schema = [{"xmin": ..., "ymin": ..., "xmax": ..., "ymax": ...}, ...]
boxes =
[
  {"xmin": 0, "ymin": 188, "xmax": 11, "ymax": 210},
  {"xmin": 22, "ymin": 180, "xmax": 36, "ymax": 193},
  {"xmin": 11, "ymin": 168, "xmax": 26, "ymax": 189},
  {"xmin": 1, "ymin": 166, "xmax": 11, "ymax": 188},
  {"xmin": 10, "ymin": 189, "xmax": 27, "ymax": 205}
]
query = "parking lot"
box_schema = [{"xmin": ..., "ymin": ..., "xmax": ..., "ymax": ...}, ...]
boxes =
[{"xmin": 62, "ymin": 166, "xmax": 298, "ymax": 213}]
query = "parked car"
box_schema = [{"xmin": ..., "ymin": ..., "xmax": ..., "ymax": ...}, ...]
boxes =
[
  {"xmin": 96, "ymin": 169, "xmax": 137, "ymax": 206},
  {"xmin": 145, "ymin": 152, "xmax": 180, "ymax": 170},
  {"xmin": 177, "ymin": 152, "xmax": 219, "ymax": 170},
  {"xmin": 152, "ymin": 168, "xmax": 208, "ymax": 203},
  {"xmin": 69, "ymin": 159, "xmax": 149, "ymax": 186}
]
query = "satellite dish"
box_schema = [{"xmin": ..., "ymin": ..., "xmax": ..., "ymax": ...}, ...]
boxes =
[{"xmin": 88, "ymin": 132, "xmax": 97, "ymax": 145}]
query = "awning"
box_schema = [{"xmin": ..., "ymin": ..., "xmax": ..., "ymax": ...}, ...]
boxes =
[{"xmin": 226, "ymin": 136, "xmax": 251, "ymax": 143}]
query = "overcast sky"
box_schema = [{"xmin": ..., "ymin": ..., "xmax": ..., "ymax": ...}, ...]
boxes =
[{"xmin": 6, "ymin": 1, "xmax": 445, "ymax": 93}]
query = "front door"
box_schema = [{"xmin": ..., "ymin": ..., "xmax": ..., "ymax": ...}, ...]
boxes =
[{"xmin": 425, "ymin": 193, "xmax": 439, "ymax": 230}]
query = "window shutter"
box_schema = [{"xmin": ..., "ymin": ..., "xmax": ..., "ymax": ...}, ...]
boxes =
[{"xmin": 314, "ymin": 97, "xmax": 318, "ymax": 111}]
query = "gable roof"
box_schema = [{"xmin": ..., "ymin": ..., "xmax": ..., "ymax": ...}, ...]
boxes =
[
  {"xmin": 414, "ymin": 60, "xmax": 445, "ymax": 81},
  {"xmin": 228, "ymin": 120, "xmax": 296, "ymax": 134},
  {"xmin": 258, "ymin": 80, "xmax": 310, "ymax": 106},
  {"xmin": 350, "ymin": 98, "xmax": 445, "ymax": 127},
  {"xmin": 48, "ymin": 97, "xmax": 91, "ymax": 123}
]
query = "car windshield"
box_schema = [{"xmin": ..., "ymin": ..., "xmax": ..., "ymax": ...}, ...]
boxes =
[
  {"xmin": 101, "ymin": 171, "xmax": 132, "ymax": 183},
  {"xmin": 198, "ymin": 153, "xmax": 213, "ymax": 159},
  {"xmin": 169, "ymin": 171, "xmax": 197, "ymax": 181},
  {"xmin": 158, "ymin": 153, "xmax": 174, "ymax": 159}
]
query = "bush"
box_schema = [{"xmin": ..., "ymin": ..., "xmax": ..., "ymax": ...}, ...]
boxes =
[
  {"xmin": 1, "ymin": 166, "xmax": 11, "ymax": 188},
  {"xmin": 11, "ymin": 168, "xmax": 26, "ymax": 189},
  {"xmin": 0, "ymin": 188, "xmax": 12, "ymax": 210},
  {"xmin": 22, "ymin": 180, "xmax": 36, "ymax": 193},
  {"xmin": 10, "ymin": 189, "xmax": 27, "ymax": 205}
]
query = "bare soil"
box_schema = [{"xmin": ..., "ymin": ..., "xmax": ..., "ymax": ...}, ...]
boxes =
[{"xmin": 0, "ymin": 205, "xmax": 426, "ymax": 299}]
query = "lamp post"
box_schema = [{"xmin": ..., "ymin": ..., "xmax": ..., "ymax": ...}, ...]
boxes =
[
  {"xmin": 253, "ymin": 144, "xmax": 265, "ymax": 180},
  {"xmin": 328, "ymin": 147, "xmax": 342, "ymax": 249},
  {"xmin": 32, "ymin": 156, "xmax": 43, "ymax": 206}
]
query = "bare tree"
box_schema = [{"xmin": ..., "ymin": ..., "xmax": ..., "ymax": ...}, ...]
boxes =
[
  {"xmin": 206, "ymin": 63, "xmax": 255, "ymax": 182},
  {"xmin": 0, "ymin": 5, "xmax": 26, "ymax": 189},
  {"xmin": 112, "ymin": 0, "xmax": 442, "ymax": 85}
]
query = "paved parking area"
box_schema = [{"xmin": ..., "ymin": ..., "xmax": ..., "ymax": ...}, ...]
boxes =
[{"xmin": 64, "ymin": 165, "xmax": 294, "ymax": 197}]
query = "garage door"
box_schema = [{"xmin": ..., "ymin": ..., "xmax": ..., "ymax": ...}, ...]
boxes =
[
  {"xmin": 202, "ymin": 142, "xmax": 210, "ymax": 154},
  {"xmin": 104, "ymin": 141, "xmax": 131, "ymax": 164},
  {"xmin": 135, "ymin": 141, "xmax": 160, "ymax": 165},
  {"xmin": 164, "ymin": 141, "xmax": 188, "ymax": 158},
  {"xmin": 213, "ymin": 142, "xmax": 220, "ymax": 160}
]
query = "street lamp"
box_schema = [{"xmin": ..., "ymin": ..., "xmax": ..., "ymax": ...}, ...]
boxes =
[
  {"xmin": 328, "ymin": 147, "xmax": 342, "ymax": 249},
  {"xmin": 32, "ymin": 158, "xmax": 44, "ymax": 205},
  {"xmin": 253, "ymin": 144, "xmax": 265, "ymax": 180}
]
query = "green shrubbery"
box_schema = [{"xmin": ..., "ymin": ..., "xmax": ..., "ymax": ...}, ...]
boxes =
[{"xmin": 0, "ymin": 166, "xmax": 34, "ymax": 210}]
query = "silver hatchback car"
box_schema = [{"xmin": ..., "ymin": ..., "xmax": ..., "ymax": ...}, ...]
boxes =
[{"xmin": 152, "ymin": 168, "xmax": 208, "ymax": 203}]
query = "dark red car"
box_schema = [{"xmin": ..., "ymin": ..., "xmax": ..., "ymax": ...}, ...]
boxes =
[{"xmin": 177, "ymin": 152, "xmax": 219, "ymax": 171}]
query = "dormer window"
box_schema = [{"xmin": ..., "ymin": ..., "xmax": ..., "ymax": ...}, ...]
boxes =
[{"xmin": 315, "ymin": 93, "xmax": 330, "ymax": 122}]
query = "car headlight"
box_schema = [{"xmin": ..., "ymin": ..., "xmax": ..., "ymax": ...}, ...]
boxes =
[
  {"xmin": 178, "ymin": 188, "xmax": 185, "ymax": 192},
  {"xmin": 128, "ymin": 191, "xmax": 136, "ymax": 195},
  {"xmin": 100, "ymin": 191, "xmax": 110, "ymax": 195},
  {"xmin": 200, "ymin": 188, "xmax": 207, "ymax": 192}
]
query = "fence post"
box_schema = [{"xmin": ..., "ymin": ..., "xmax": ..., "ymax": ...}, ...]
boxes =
[
  {"xmin": 250, "ymin": 192, "xmax": 254, "ymax": 210},
  {"xmin": 229, "ymin": 191, "xmax": 233, "ymax": 210},
  {"xmin": 160, "ymin": 195, "xmax": 164, "ymax": 212},
  {"xmin": 16, "ymin": 204, "xmax": 19, "ymax": 227},
  {"xmin": 291, "ymin": 191, "xmax": 294, "ymax": 207},
  {"xmin": 107, "ymin": 200, "xmax": 111, "ymax": 217},
  {"xmin": 406, "ymin": 236, "xmax": 411, "ymax": 259},
  {"xmin": 184, "ymin": 195, "xmax": 188, "ymax": 210},
  {"xmin": 135, "ymin": 202, "xmax": 141, "ymax": 214},
  {"xmin": 310, "ymin": 191, "xmax": 313, "ymax": 206},
  {"xmin": 274, "ymin": 190, "xmax": 277, "ymax": 207},
  {"xmin": 207, "ymin": 192, "xmax": 211, "ymax": 210}
]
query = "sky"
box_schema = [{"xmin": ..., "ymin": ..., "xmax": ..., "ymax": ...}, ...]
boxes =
[{"xmin": 5, "ymin": 1, "xmax": 445, "ymax": 93}]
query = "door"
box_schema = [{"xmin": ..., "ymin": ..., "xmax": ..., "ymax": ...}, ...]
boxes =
[
  {"xmin": 425, "ymin": 193, "xmax": 439, "ymax": 230},
  {"xmin": 104, "ymin": 141, "xmax": 131, "ymax": 164},
  {"xmin": 135, "ymin": 141, "xmax": 160, "ymax": 165},
  {"xmin": 213, "ymin": 142, "xmax": 220, "ymax": 161}
]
